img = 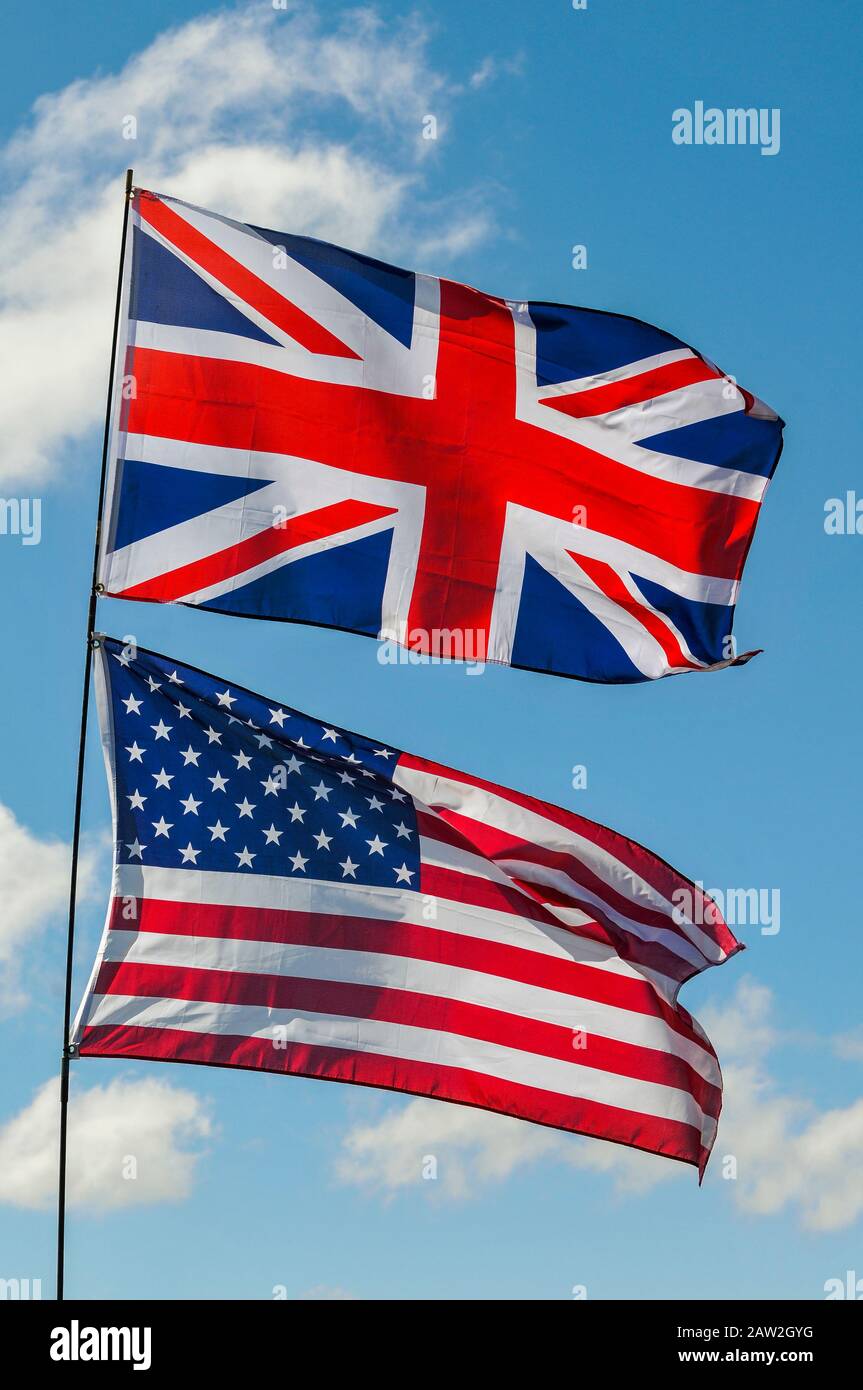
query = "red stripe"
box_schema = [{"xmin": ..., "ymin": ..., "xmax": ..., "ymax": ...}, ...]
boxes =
[
  {"xmin": 421, "ymin": 808, "xmax": 700, "ymax": 943},
  {"xmin": 540, "ymin": 356, "xmax": 719, "ymax": 419},
  {"xmin": 105, "ymin": 896, "xmax": 716, "ymax": 1057},
  {"xmin": 420, "ymin": 808, "xmax": 708, "ymax": 973},
  {"xmin": 78, "ymin": 1023, "xmax": 709, "ymax": 1170},
  {"xmin": 566, "ymin": 551, "xmax": 699, "ymax": 670},
  {"xmin": 113, "ymin": 499, "xmax": 395, "ymax": 602},
  {"xmin": 124, "ymin": 347, "xmax": 758, "ymax": 582},
  {"xmin": 137, "ymin": 193, "xmax": 360, "ymax": 359},
  {"xmin": 402, "ymin": 754, "xmax": 741, "ymax": 961},
  {"xmin": 420, "ymin": 863, "xmax": 693, "ymax": 985},
  {"xmin": 92, "ymin": 959, "xmax": 720, "ymax": 1118}
]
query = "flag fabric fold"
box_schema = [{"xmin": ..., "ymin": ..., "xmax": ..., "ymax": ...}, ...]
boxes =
[
  {"xmin": 73, "ymin": 637, "xmax": 741, "ymax": 1174},
  {"xmin": 98, "ymin": 188, "xmax": 783, "ymax": 683}
]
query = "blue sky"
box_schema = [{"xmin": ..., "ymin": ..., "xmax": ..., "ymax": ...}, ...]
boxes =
[{"xmin": 0, "ymin": 0, "xmax": 861, "ymax": 1300}]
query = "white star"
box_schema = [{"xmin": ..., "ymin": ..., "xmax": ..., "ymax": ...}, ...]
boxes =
[
  {"xmin": 373, "ymin": 747, "xmax": 395, "ymax": 760},
  {"xmin": 125, "ymin": 838, "xmax": 146, "ymax": 860},
  {"xmin": 175, "ymin": 701, "xmax": 192, "ymax": 720},
  {"xmin": 179, "ymin": 843, "xmax": 200, "ymax": 864},
  {"xmin": 261, "ymin": 776, "xmax": 281, "ymax": 797},
  {"xmin": 289, "ymin": 850, "xmax": 308, "ymax": 873},
  {"xmin": 255, "ymin": 732, "xmax": 273, "ymax": 749},
  {"xmin": 342, "ymin": 752, "xmax": 361, "ymax": 765},
  {"xmin": 152, "ymin": 816, "xmax": 173, "ymax": 838},
  {"xmin": 125, "ymin": 742, "xmax": 145, "ymax": 763},
  {"xmin": 235, "ymin": 797, "xmax": 256, "ymax": 819},
  {"xmin": 122, "ymin": 694, "xmax": 142, "ymax": 715},
  {"xmin": 235, "ymin": 846, "xmax": 256, "ymax": 868},
  {"xmin": 366, "ymin": 835, "xmax": 388, "ymax": 856},
  {"xmin": 112, "ymin": 649, "xmax": 131, "ymax": 668},
  {"xmin": 360, "ymin": 768, "xmax": 375, "ymax": 780},
  {"xmin": 180, "ymin": 745, "xmax": 201, "ymax": 767},
  {"xmin": 216, "ymin": 688, "xmax": 237, "ymax": 708},
  {"xmin": 320, "ymin": 726, "xmax": 339, "ymax": 743},
  {"xmin": 394, "ymin": 863, "xmax": 415, "ymax": 884},
  {"xmin": 287, "ymin": 802, "xmax": 306, "ymax": 823},
  {"xmin": 293, "ymin": 736, "xmax": 310, "ymax": 750},
  {"xmin": 283, "ymin": 754, "xmax": 303, "ymax": 775},
  {"xmin": 208, "ymin": 771, "xmax": 229, "ymax": 793},
  {"xmin": 366, "ymin": 794, "xmax": 385, "ymax": 813},
  {"xmin": 207, "ymin": 820, "xmax": 229, "ymax": 841},
  {"xmin": 146, "ymin": 675, "xmax": 161, "ymax": 693},
  {"xmin": 311, "ymin": 780, "xmax": 331, "ymax": 801},
  {"xmin": 389, "ymin": 786, "xmax": 407, "ymax": 803},
  {"xmin": 262, "ymin": 824, "xmax": 283, "ymax": 845},
  {"xmin": 269, "ymin": 707, "xmax": 289, "ymax": 727},
  {"xmin": 233, "ymin": 750, "xmax": 252, "ymax": 770},
  {"xmin": 338, "ymin": 771, "xmax": 356, "ymax": 786},
  {"xmin": 339, "ymin": 808, "xmax": 360, "ymax": 829},
  {"xmin": 204, "ymin": 726, "xmax": 222, "ymax": 745},
  {"xmin": 180, "ymin": 793, "xmax": 201, "ymax": 816},
  {"xmin": 394, "ymin": 821, "xmax": 413, "ymax": 840},
  {"xmin": 167, "ymin": 669, "xmax": 184, "ymax": 686},
  {"xmin": 152, "ymin": 768, "xmax": 174, "ymax": 789},
  {"xmin": 150, "ymin": 719, "xmax": 172, "ymax": 741},
  {"xmin": 339, "ymin": 856, "xmax": 358, "ymax": 879},
  {"xmin": 313, "ymin": 829, "xmax": 332, "ymax": 850},
  {"xmin": 127, "ymin": 790, "xmax": 146, "ymax": 811}
]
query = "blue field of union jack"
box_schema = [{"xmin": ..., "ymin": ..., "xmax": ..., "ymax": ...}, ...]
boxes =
[{"xmin": 99, "ymin": 188, "xmax": 784, "ymax": 682}]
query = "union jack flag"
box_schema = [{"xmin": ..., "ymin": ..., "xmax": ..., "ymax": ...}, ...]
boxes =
[
  {"xmin": 99, "ymin": 189, "xmax": 783, "ymax": 682},
  {"xmin": 73, "ymin": 638, "xmax": 740, "ymax": 1172}
]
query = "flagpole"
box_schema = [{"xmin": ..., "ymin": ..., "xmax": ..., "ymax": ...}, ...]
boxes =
[{"xmin": 56, "ymin": 167, "xmax": 134, "ymax": 1302}]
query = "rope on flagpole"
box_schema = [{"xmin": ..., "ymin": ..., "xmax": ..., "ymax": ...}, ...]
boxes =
[{"xmin": 56, "ymin": 167, "xmax": 134, "ymax": 1302}]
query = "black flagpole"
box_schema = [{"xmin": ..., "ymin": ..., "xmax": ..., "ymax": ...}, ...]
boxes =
[{"xmin": 56, "ymin": 167, "xmax": 134, "ymax": 1302}]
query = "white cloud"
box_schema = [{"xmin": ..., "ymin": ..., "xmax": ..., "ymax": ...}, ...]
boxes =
[
  {"xmin": 833, "ymin": 1026, "xmax": 863, "ymax": 1062},
  {"xmin": 0, "ymin": 3, "xmax": 489, "ymax": 485},
  {"xmin": 335, "ymin": 1094, "xmax": 676, "ymax": 1203},
  {"xmin": 701, "ymin": 981, "xmax": 863, "ymax": 1232},
  {"xmin": 0, "ymin": 1074, "xmax": 212, "ymax": 1210},
  {"xmin": 469, "ymin": 57, "xmax": 498, "ymax": 90},
  {"xmin": 467, "ymin": 53, "xmax": 525, "ymax": 90},
  {"xmin": 336, "ymin": 978, "xmax": 863, "ymax": 1231},
  {"xmin": 0, "ymin": 801, "xmax": 96, "ymax": 1010}
]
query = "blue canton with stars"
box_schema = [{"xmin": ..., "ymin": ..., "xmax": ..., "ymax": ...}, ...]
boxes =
[{"xmin": 100, "ymin": 637, "xmax": 420, "ymax": 891}]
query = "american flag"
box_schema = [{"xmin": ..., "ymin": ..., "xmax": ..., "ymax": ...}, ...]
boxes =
[
  {"xmin": 74, "ymin": 638, "xmax": 741, "ymax": 1173},
  {"xmin": 98, "ymin": 188, "xmax": 783, "ymax": 684}
]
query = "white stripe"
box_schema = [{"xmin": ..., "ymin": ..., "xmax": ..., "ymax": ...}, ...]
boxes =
[
  {"xmin": 400, "ymin": 767, "xmax": 726, "ymax": 964},
  {"xmin": 101, "ymin": 441, "xmax": 425, "ymax": 641},
  {"xmin": 496, "ymin": 501, "xmax": 740, "ymax": 608},
  {"xmin": 136, "ymin": 198, "xmax": 441, "ymax": 394},
  {"xmin": 545, "ymin": 551, "xmax": 676, "ymax": 680},
  {"xmin": 512, "ymin": 313, "xmax": 766, "ymax": 501},
  {"xmin": 108, "ymin": 863, "xmax": 669, "ymax": 988},
  {"xmin": 533, "ymin": 349, "xmax": 694, "ymax": 398},
  {"xmin": 82, "ymin": 991, "xmax": 713, "ymax": 1138},
  {"xmin": 421, "ymin": 832, "xmax": 708, "ymax": 971},
  {"xmin": 100, "ymin": 926, "xmax": 720, "ymax": 1085}
]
